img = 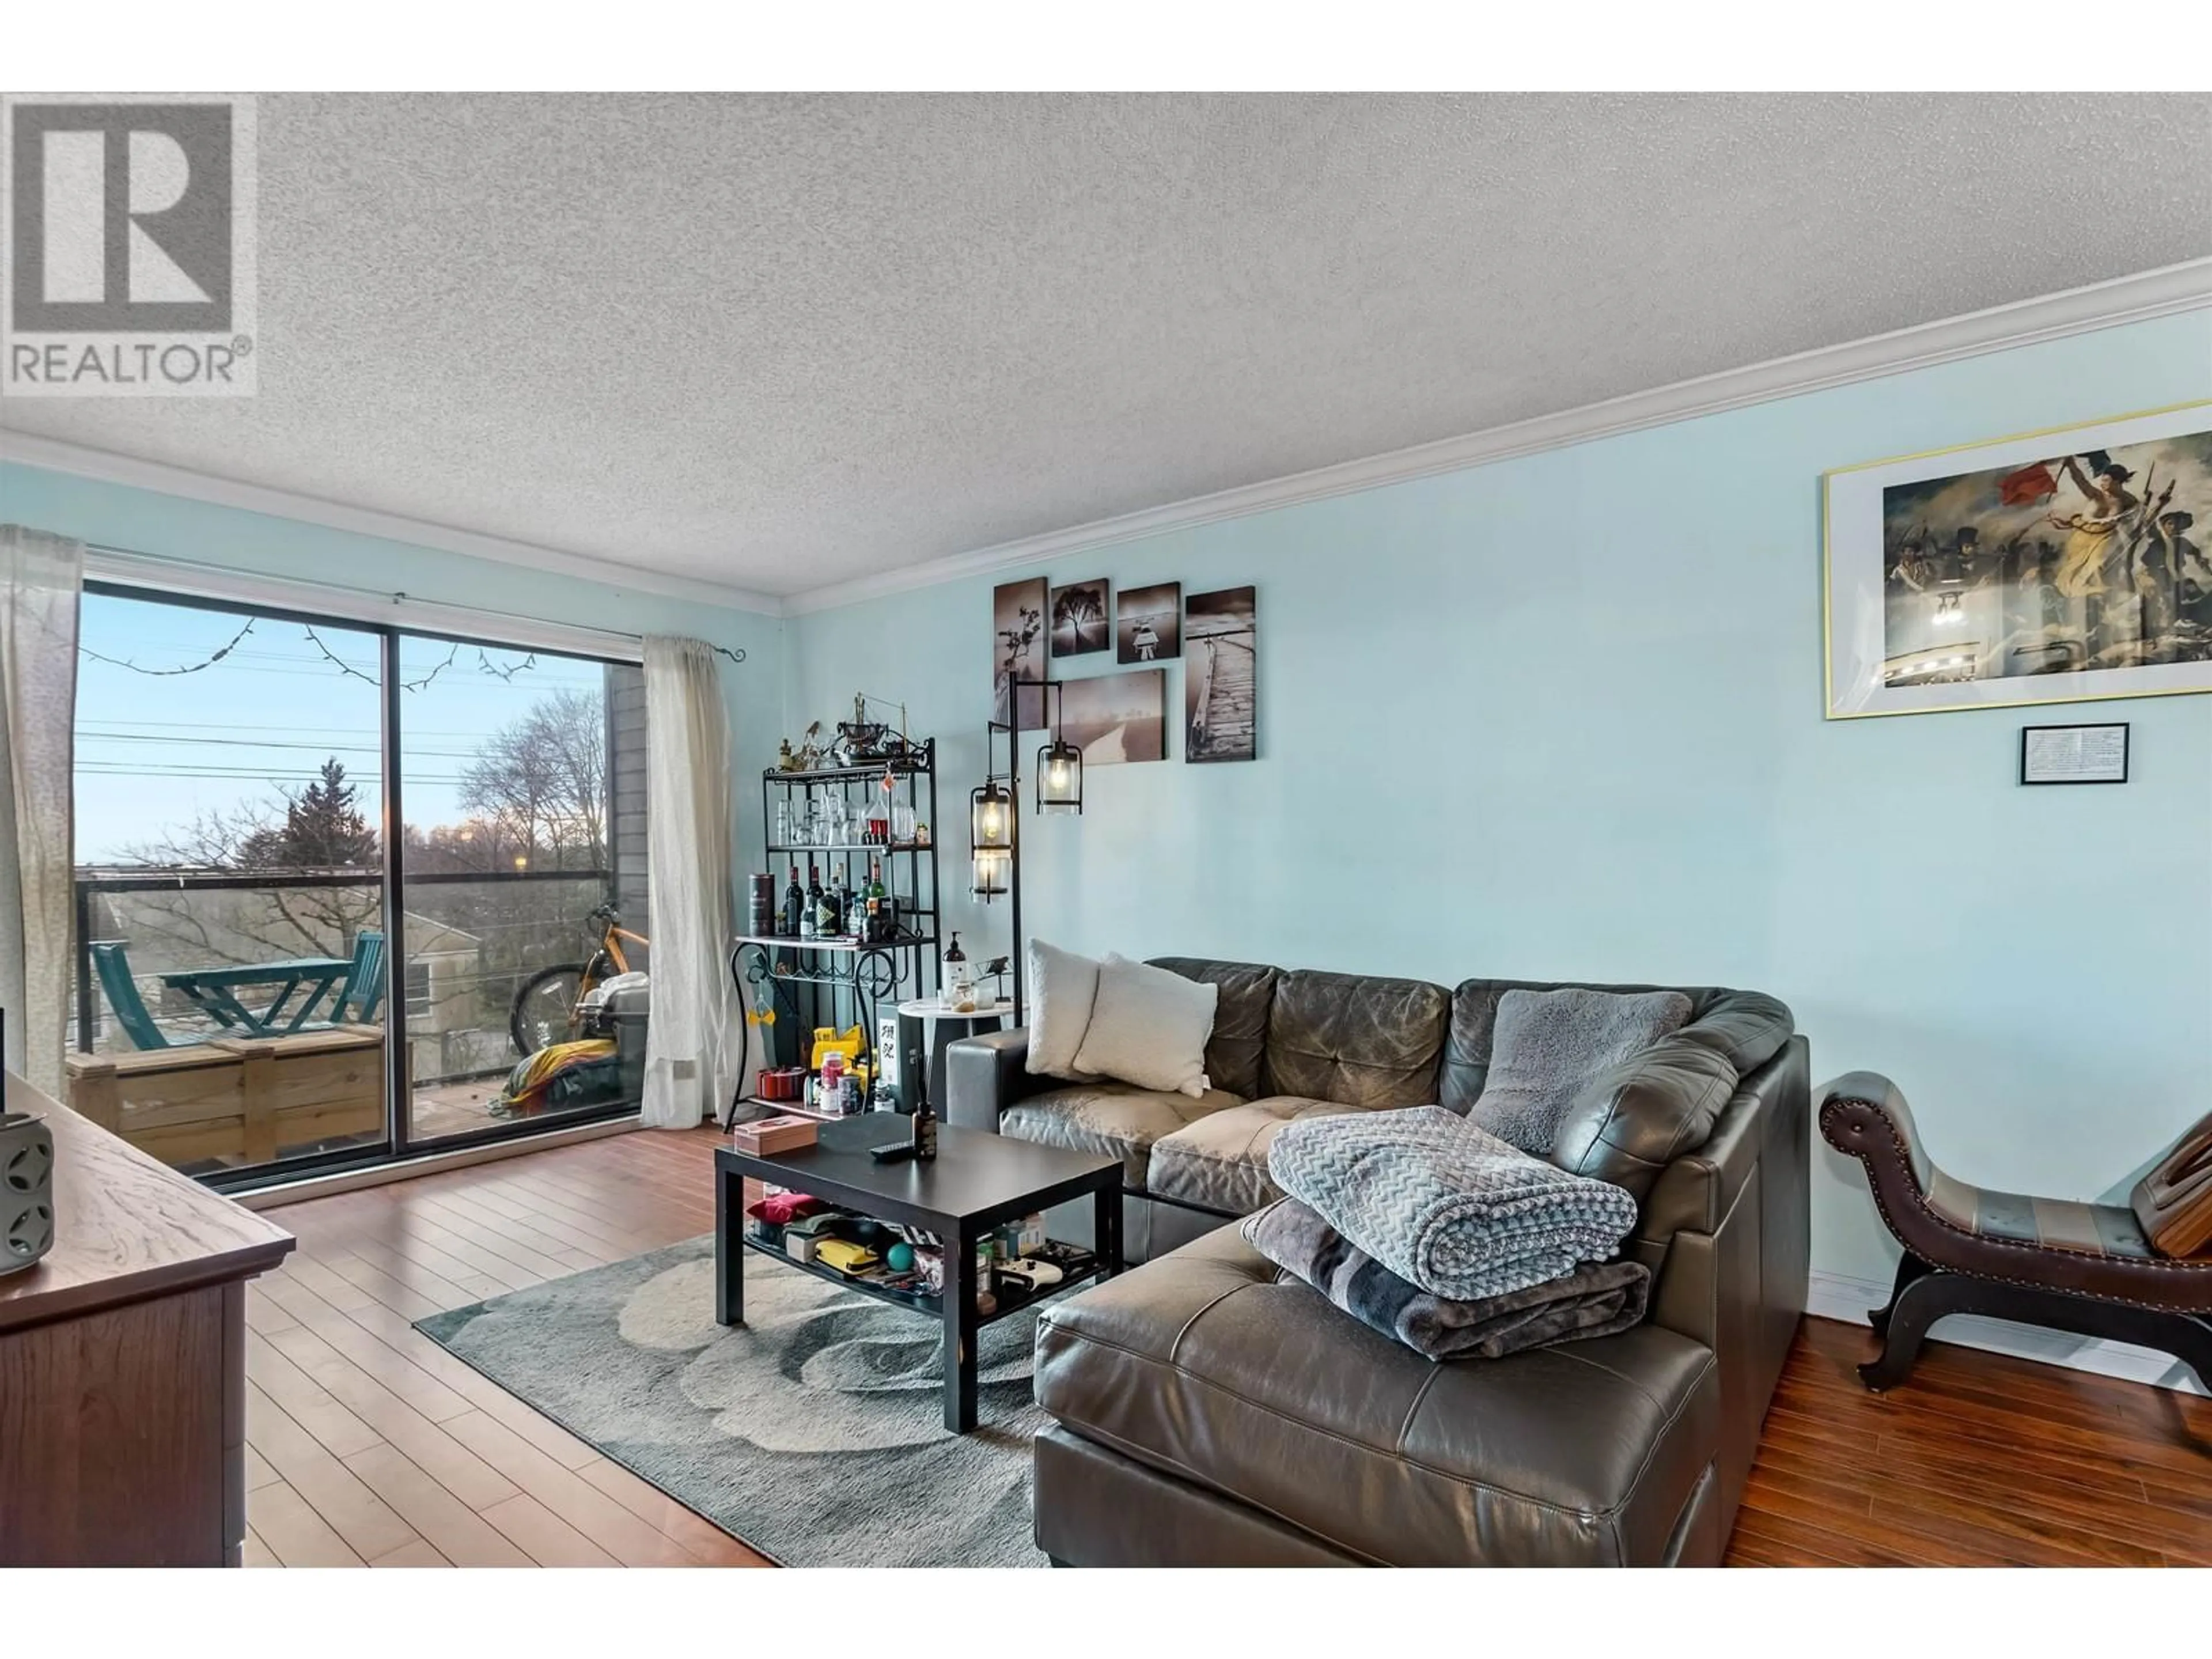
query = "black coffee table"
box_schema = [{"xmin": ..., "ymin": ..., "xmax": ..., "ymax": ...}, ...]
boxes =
[{"xmin": 714, "ymin": 1116, "xmax": 1123, "ymax": 1432}]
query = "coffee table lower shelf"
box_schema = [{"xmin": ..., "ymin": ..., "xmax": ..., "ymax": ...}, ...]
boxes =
[{"xmin": 737, "ymin": 1230, "xmax": 1108, "ymax": 1325}]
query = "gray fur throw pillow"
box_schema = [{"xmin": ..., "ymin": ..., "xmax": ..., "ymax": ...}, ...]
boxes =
[{"xmin": 1471, "ymin": 987, "xmax": 1694, "ymax": 1156}]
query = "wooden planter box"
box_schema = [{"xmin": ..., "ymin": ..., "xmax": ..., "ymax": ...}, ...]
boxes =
[{"xmin": 64, "ymin": 1026, "xmax": 385, "ymax": 1168}]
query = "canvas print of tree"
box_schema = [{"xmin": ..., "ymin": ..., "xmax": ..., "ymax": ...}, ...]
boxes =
[{"xmin": 1050, "ymin": 578, "xmax": 1109, "ymax": 657}]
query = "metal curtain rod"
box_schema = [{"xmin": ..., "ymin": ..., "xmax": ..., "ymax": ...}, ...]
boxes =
[{"xmin": 79, "ymin": 540, "xmax": 747, "ymax": 664}]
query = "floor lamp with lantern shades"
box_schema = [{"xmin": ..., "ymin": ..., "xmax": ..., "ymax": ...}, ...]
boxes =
[{"xmin": 973, "ymin": 680, "xmax": 1083, "ymax": 1027}]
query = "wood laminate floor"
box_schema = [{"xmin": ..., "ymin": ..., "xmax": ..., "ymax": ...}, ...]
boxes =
[
  {"xmin": 1727, "ymin": 1310, "xmax": 2212, "ymax": 1566},
  {"xmin": 244, "ymin": 1126, "xmax": 2211, "ymax": 1568},
  {"xmin": 244, "ymin": 1125, "xmax": 768, "ymax": 1567}
]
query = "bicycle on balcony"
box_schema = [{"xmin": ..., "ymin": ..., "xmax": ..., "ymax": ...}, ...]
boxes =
[{"xmin": 509, "ymin": 903, "xmax": 650, "ymax": 1055}]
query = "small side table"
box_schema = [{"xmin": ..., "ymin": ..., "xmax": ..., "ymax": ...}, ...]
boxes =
[{"xmin": 896, "ymin": 997, "xmax": 1015, "ymax": 1114}]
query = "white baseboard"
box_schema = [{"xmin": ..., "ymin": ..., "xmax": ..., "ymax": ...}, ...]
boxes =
[
  {"xmin": 240, "ymin": 1115, "xmax": 642, "ymax": 1210},
  {"xmin": 1807, "ymin": 1268, "xmax": 2207, "ymax": 1398}
]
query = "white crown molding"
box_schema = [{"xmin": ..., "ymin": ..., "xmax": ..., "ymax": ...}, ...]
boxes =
[
  {"xmin": 1807, "ymin": 1269, "xmax": 2205, "ymax": 1398},
  {"xmin": 783, "ymin": 256, "xmax": 2212, "ymax": 616},
  {"xmin": 0, "ymin": 427, "xmax": 786, "ymax": 617},
  {"xmin": 10, "ymin": 259, "xmax": 2207, "ymax": 623}
]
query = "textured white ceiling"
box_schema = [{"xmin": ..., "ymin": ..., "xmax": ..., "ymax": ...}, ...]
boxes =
[{"xmin": 5, "ymin": 92, "xmax": 2209, "ymax": 599}]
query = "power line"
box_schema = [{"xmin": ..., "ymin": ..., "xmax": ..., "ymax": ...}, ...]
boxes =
[
  {"xmin": 75, "ymin": 764, "xmax": 474, "ymax": 784},
  {"xmin": 77, "ymin": 718, "xmax": 600, "ymax": 738},
  {"xmin": 76, "ymin": 733, "xmax": 490, "ymax": 758}
]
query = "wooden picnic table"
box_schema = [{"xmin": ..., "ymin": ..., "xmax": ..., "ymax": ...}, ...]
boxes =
[{"xmin": 158, "ymin": 956, "xmax": 354, "ymax": 1037}]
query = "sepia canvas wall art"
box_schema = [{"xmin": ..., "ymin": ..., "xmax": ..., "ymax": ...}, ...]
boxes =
[
  {"xmin": 991, "ymin": 576, "xmax": 1047, "ymax": 726},
  {"xmin": 1050, "ymin": 578, "xmax": 1110, "ymax": 657},
  {"xmin": 1116, "ymin": 582, "xmax": 1181, "ymax": 664},
  {"xmin": 1825, "ymin": 402, "xmax": 2212, "ymax": 718},
  {"xmin": 1058, "ymin": 668, "xmax": 1166, "ymax": 764},
  {"xmin": 1184, "ymin": 585, "xmax": 1256, "ymax": 762}
]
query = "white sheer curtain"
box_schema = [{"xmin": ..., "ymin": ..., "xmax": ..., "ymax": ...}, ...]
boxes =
[
  {"xmin": 0, "ymin": 526, "xmax": 84, "ymax": 1097},
  {"xmin": 641, "ymin": 635, "xmax": 742, "ymax": 1128}
]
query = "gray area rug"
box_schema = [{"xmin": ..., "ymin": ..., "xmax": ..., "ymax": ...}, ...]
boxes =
[{"xmin": 414, "ymin": 1236, "xmax": 1046, "ymax": 1567}]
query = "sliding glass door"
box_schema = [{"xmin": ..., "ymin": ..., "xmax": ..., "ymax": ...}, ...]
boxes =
[
  {"xmin": 395, "ymin": 635, "xmax": 649, "ymax": 1145},
  {"xmin": 71, "ymin": 589, "xmax": 392, "ymax": 1178},
  {"xmin": 69, "ymin": 585, "xmax": 649, "ymax": 1188}
]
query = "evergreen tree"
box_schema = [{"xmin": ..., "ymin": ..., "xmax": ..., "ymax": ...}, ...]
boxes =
[{"xmin": 243, "ymin": 757, "xmax": 377, "ymax": 867}]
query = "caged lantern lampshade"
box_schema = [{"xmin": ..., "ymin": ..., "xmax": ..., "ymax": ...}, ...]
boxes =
[
  {"xmin": 1036, "ymin": 734, "xmax": 1082, "ymax": 815},
  {"xmin": 971, "ymin": 845, "xmax": 1012, "ymax": 900},
  {"xmin": 970, "ymin": 778, "xmax": 1014, "ymax": 900}
]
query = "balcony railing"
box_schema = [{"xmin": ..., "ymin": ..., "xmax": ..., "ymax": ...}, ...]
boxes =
[{"xmin": 71, "ymin": 865, "xmax": 616, "ymax": 1085}]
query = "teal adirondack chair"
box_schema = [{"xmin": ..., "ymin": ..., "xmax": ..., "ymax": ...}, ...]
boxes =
[
  {"xmin": 331, "ymin": 929, "xmax": 387, "ymax": 1024},
  {"xmin": 89, "ymin": 941, "xmax": 171, "ymax": 1051}
]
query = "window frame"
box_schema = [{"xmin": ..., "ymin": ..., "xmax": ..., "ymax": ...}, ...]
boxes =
[{"xmin": 78, "ymin": 577, "xmax": 647, "ymax": 1192}]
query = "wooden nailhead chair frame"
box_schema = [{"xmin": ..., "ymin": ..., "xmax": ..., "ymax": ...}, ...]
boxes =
[{"xmin": 1820, "ymin": 1072, "xmax": 2212, "ymax": 1395}]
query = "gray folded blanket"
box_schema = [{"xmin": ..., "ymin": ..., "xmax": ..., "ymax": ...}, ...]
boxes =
[
  {"xmin": 1268, "ymin": 1104, "xmax": 1639, "ymax": 1300},
  {"xmin": 1244, "ymin": 1198, "xmax": 1651, "ymax": 1361}
]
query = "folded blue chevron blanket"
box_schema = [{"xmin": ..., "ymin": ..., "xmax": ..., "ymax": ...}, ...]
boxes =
[{"xmin": 1266, "ymin": 1105, "xmax": 1639, "ymax": 1301}]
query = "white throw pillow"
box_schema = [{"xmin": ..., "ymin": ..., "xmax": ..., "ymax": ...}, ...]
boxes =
[
  {"xmin": 1025, "ymin": 939, "xmax": 1102, "ymax": 1080},
  {"xmin": 1072, "ymin": 954, "xmax": 1218, "ymax": 1098}
]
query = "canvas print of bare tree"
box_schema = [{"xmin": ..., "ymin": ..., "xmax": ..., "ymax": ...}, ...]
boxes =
[
  {"xmin": 1185, "ymin": 586, "xmax": 1255, "ymax": 762},
  {"xmin": 1059, "ymin": 669, "xmax": 1166, "ymax": 764},
  {"xmin": 1116, "ymin": 582, "xmax": 1180, "ymax": 664},
  {"xmin": 1050, "ymin": 578, "xmax": 1109, "ymax": 657},
  {"xmin": 992, "ymin": 576, "xmax": 1047, "ymax": 726}
]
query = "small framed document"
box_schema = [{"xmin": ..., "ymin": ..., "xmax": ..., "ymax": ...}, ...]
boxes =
[{"xmin": 2020, "ymin": 722, "xmax": 2129, "ymax": 786}]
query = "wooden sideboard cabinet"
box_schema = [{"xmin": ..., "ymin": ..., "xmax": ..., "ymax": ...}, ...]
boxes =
[{"xmin": 1, "ymin": 1071, "xmax": 294, "ymax": 1566}]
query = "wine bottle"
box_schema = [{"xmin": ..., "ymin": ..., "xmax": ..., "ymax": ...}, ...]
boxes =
[
  {"xmin": 816, "ymin": 871, "xmax": 841, "ymax": 938},
  {"xmin": 783, "ymin": 865, "xmax": 805, "ymax": 937},
  {"xmin": 802, "ymin": 863, "xmax": 821, "ymax": 940},
  {"xmin": 857, "ymin": 857, "xmax": 882, "ymax": 942}
]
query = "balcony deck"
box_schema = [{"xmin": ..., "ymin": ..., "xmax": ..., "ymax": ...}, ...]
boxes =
[
  {"xmin": 66, "ymin": 1025, "xmax": 387, "ymax": 1169},
  {"xmin": 69, "ymin": 864, "xmax": 634, "ymax": 1173},
  {"xmin": 65, "ymin": 1029, "xmax": 616, "ymax": 1173}
]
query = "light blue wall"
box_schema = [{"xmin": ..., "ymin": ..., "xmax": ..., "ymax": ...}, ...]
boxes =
[
  {"xmin": 0, "ymin": 461, "xmax": 785, "ymax": 857},
  {"xmin": 788, "ymin": 310, "xmax": 2212, "ymax": 1286},
  {"xmin": 10, "ymin": 310, "xmax": 2208, "ymax": 1288}
]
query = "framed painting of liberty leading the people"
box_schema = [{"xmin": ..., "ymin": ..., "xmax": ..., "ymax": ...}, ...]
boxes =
[{"xmin": 1825, "ymin": 400, "xmax": 2212, "ymax": 719}]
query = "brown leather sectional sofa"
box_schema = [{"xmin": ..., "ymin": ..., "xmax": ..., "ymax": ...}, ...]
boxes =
[{"xmin": 945, "ymin": 957, "xmax": 1808, "ymax": 1567}]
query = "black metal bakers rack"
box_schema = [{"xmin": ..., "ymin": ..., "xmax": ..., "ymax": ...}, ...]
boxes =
[{"xmin": 722, "ymin": 740, "xmax": 941, "ymax": 1128}]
